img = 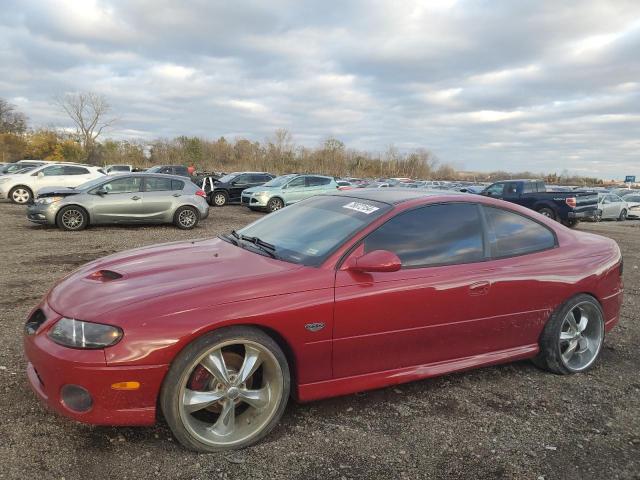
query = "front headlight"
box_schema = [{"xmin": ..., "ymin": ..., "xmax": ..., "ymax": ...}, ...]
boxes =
[
  {"xmin": 254, "ymin": 191, "xmax": 269, "ymax": 197},
  {"xmin": 36, "ymin": 196, "xmax": 64, "ymax": 205},
  {"xmin": 48, "ymin": 318, "xmax": 123, "ymax": 349}
]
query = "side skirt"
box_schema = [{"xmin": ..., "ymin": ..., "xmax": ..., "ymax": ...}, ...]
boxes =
[{"xmin": 296, "ymin": 344, "xmax": 539, "ymax": 402}]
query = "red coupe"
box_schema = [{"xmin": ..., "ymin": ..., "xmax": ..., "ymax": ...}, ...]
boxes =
[{"xmin": 24, "ymin": 190, "xmax": 623, "ymax": 452}]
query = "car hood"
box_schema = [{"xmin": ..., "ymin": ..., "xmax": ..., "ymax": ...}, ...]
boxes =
[
  {"xmin": 245, "ymin": 185, "xmax": 282, "ymax": 193},
  {"xmin": 36, "ymin": 187, "xmax": 81, "ymax": 198},
  {"xmin": 47, "ymin": 237, "xmax": 304, "ymax": 320}
]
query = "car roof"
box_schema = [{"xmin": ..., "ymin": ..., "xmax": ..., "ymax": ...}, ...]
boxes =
[
  {"xmin": 112, "ymin": 172, "xmax": 191, "ymax": 181},
  {"xmin": 330, "ymin": 188, "xmax": 468, "ymax": 205}
]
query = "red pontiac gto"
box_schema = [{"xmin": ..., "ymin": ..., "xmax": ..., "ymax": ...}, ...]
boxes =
[{"xmin": 24, "ymin": 190, "xmax": 624, "ymax": 452}]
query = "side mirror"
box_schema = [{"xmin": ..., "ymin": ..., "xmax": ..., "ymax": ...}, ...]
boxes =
[
  {"xmin": 95, "ymin": 187, "xmax": 108, "ymax": 196},
  {"xmin": 37, "ymin": 172, "xmax": 44, "ymax": 178},
  {"xmin": 345, "ymin": 250, "xmax": 401, "ymax": 273}
]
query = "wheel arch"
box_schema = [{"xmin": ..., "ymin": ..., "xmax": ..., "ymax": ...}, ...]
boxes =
[{"xmin": 56, "ymin": 203, "xmax": 91, "ymax": 225}]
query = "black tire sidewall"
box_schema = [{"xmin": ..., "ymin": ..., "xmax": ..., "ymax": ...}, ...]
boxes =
[
  {"xmin": 174, "ymin": 206, "xmax": 199, "ymax": 229},
  {"xmin": 535, "ymin": 294, "xmax": 605, "ymax": 375},
  {"xmin": 160, "ymin": 326, "xmax": 291, "ymax": 452},
  {"xmin": 56, "ymin": 205, "xmax": 88, "ymax": 231}
]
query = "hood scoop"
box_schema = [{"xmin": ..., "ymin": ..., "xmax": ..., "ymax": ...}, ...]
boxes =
[{"xmin": 86, "ymin": 269, "xmax": 123, "ymax": 282}]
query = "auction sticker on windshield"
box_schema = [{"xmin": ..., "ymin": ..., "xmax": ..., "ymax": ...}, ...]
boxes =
[{"xmin": 342, "ymin": 201, "xmax": 380, "ymax": 214}]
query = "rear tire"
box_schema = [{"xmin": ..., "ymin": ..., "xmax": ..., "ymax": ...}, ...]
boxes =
[
  {"xmin": 533, "ymin": 294, "xmax": 605, "ymax": 375},
  {"xmin": 174, "ymin": 206, "xmax": 199, "ymax": 229},
  {"xmin": 56, "ymin": 205, "xmax": 89, "ymax": 231},
  {"xmin": 562, "ymin": 219, "xmax": 578, "ymax": 229},
  {"xmin": 211, "ymin": 191, "xmax": 228, "ymax": 207},
  {"xmin": 618, "ymin": 209, "xmax": 627, "ymax": 221},
  {"xmin": 537, "ymin": 207, "xmax": 555, "ymax": 221},
  {"xmin": 9, "ymin": 186, "xmax": 33, "ymax": 204}
]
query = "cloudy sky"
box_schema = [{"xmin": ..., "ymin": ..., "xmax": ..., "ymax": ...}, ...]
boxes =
[{"xmin": 1, "ymin": 0, "xmax": 639, "ymax": 178}]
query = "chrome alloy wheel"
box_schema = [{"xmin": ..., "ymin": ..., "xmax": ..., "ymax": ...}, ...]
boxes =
[
  {"xmin": 178, "ymin": 208, "xmax": 197, "ymax": 228},
  {"xmin": 178, "ymin": 340, "xmax": 284, "ymax": 448},
  {"xmin": 61, "ymin": 209, "xmax": 84, "ymax": 230},
  {"xmin": 559, "ymin": 301, "xmax": 604, "ymax": 371},
  {"xmin": 12, "ymin": 188, "xmax": 31, "ymax": 204}
]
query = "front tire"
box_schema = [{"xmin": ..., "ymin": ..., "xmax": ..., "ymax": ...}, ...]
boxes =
[
  {"xmin": 174, "ymin": 206, "xmax": 199, "ymax": 229},
  {"xmin": 9, "ymin": 186, "xmax": 33, "ymax": 204},
  {"xmin": 618, "ymin": 209, "xmax": 627, "ymax": 221},
  {"xmin": 160, "ymin": 326, "xmax": 290, "ymax": 452},
  {"xmin": 533, "ymin": 294, "xmax": 605, "ymax": 375},
  {"xmin": 266, "ymin": 197, "xmax": 284, "ymax": 213},
  {"xmin": 56, "ymin": 205, "xmax": 88, "ymax": 231}
]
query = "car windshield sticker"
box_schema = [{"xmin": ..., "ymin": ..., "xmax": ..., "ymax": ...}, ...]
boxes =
[{"xmin": 343, "ymin": 201, "xmax": 380, "ymax": 214}]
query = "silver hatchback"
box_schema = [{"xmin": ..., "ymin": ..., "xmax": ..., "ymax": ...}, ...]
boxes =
[{"xmin": 27, "ymin": 173, "xmax": 209, "ymax": 230}]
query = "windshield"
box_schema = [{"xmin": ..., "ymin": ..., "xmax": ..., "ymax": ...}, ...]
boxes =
[
  {"xmin": 235, "ymin": 195, "xmax": 391, "ymax": 266},
  {"xmin": 263, "ymin": 174, "xmax": 297, "ymax": 188},
  {"xmin": 216, "ymin": 173, "xmax": 239, "ymax": 183},
  {"xmin": 75, "ymin": 176, "xmax": 108, "ymax": 191},
  {"xmin": 146, "ymin": 166, "xmax": 161, "ymax": 173},
  {"xmin": 109, "ymin": 165, "xmax": 130, "ymax": 172}
]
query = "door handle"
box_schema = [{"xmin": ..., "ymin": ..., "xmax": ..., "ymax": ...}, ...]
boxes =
[
  {"xmin": 131, "ymin": 196, "xmax": 141, "ymax": 201},
  {"xmin": 469, "ymin": 281, "xmax": 490, "ymax": 296},
  {"xmin": 173, "ymin": 193, "xmax": 181, "ymax": 197}
]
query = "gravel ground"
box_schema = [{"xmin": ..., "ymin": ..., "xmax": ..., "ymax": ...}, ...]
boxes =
[{"xmin": 0, "ymin": 202, "xmax": 638, "ymax": 480}]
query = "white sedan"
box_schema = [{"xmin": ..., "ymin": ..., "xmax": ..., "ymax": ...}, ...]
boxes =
[{"xmin": 0, "ymin": 163, "xmax": 105, "ymax": 204}]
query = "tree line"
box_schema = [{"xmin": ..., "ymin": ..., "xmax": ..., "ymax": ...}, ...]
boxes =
[{"xmin": 0, "ymin": 95, "xmax": 605, "ymax": 184}]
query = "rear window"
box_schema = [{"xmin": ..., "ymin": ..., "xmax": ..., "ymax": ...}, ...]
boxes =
[
  {"xmin": 483, "ymin": 206, "xmax": 556, "ymax": 258},
  {"xmin": 307, "ymin": 176, "xmax": 332, "ymax": 187},
  {"xmin": 63, "ymin": 166, "xmax": 90, "ymax": 175},
  {"xmin": 144, "ymin": 177, "xmax": 172, "ymax": 191}
]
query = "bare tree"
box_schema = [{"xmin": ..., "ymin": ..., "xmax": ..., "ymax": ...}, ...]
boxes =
[
  {"xmin": 56, "ymin": 92, "xmax": 116, "ymax": 162},
  {"xmin": 0, "ymin": 98, "xmax": 28, "ymax": 134}
]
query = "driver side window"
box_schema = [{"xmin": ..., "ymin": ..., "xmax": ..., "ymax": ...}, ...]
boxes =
[
  {"xmin": 101, "ymin": 177, "xmax": 142, "ymax": 194},
  {"xmin": 286, "ymin": 177, "xmax": 306, "ymax": 188}
]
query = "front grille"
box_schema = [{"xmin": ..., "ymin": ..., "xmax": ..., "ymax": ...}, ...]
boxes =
[
  {"xmin": 241, "ymin": 195, "xmax": 249, "ymax": 205},
  {"xmin": 25, "ymin": 309, "xmax": 46, "ymax": 335}
]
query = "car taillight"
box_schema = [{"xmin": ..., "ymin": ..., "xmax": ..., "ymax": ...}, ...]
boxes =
[
  {"xmin": 196, "ymin": 189, "xmax": 206, "ymax": 198},
  {"xmin": 565, "ymin": 197, "xmax": 577, "ymax": 208}
]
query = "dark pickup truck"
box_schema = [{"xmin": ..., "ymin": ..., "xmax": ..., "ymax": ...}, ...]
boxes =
[{"xmin": 481, "ymin": 179, "xmax": 600, "ymax": 227}]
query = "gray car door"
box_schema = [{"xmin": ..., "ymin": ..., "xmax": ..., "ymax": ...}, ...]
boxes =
[
  {"xmin": 90, "ymin": 176, "xmax": 145, "ymax": 223},
  {"xmin": 141, "ymin": 176, "xmax": 183, "ymax": 221}
]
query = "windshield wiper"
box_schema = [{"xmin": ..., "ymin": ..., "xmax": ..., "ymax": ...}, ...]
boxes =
[{"xmin": 232, "ymin": 231, "xmax": 279, "ymax": 259}]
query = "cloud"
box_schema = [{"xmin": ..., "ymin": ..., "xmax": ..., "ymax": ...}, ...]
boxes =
[{"xmin": 0, "ymin": 0, "xmax": 639, "ymax": 178}]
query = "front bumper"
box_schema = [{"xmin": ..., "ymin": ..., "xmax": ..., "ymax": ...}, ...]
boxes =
[
  {"xmin": 241, "ymin": 193, "xmax": 269, "ymax": 208},
  {"xmin": 23, "ymin": 302, "xmax": 167, "ymax": 426},
  {"xmin": 568, "ymin": 208, "xmax": 601, "ymax": 220},
  {"xmin": 26, "ymin": 203, "xmax": 60, "ymax": 225}
]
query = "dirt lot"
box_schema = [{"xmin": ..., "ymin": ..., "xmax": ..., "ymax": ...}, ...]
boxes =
[{"xmin": 0, "ymin": 202, "xmax": 638, "ymax": 480}]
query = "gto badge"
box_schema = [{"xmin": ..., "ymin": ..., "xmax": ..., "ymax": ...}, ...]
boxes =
[{"xmin": 305, "ymin": 322, "xmax": 325, "ymax": 332}]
